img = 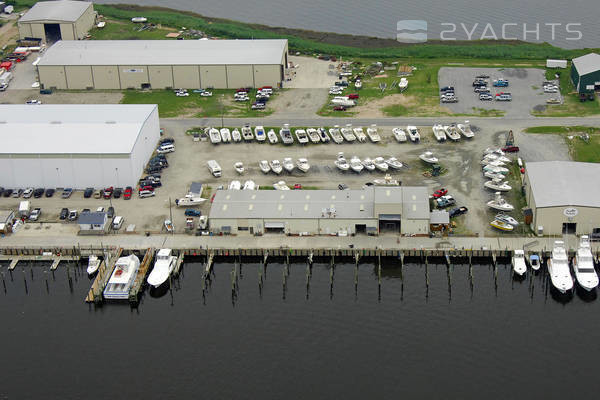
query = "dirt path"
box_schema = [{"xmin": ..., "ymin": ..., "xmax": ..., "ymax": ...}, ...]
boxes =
[{"xmin": 0, "ymin": 18, "xmax": 18, "ymax": 48}]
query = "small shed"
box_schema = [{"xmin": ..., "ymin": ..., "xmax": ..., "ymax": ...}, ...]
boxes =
[
  {"xmin": 429, "ymin": 210, "xmax": 450, "ymax": 233},
  {"xmin": 77, "ymin": 211, "xmax": 107, "ymax": 235}
]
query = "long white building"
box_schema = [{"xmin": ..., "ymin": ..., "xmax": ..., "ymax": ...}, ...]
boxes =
[{"xmin": 0, "ymin": 104, "xmax": 160, "ymax": 188}]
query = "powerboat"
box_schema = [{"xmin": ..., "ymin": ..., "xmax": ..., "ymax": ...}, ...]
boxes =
[
  {"xmin": 457, "ymin": 122, "xmax": 475, "ymax": 138},
  {"xmin": 512, "ymin": 249, "xmax": 527, "ymax": 276},
  {"xmin": 175, "ymin": 197, "xmax": 206, "ymax": 207},
  {"xmin": 483, "ymin": 164, "xmax": 509, "ymax": 174},
  {"xmin": 307, "ymin": 128, "xmax": 321, "ymax": 143},
  {"xmin": 282, "ymin": 157, "xmax": 295, "ymax": 173},
  {"xmin": 231, "ymin": 128, "xmax": 242, "ymax": 142},
  {"xmin": 361, "ymin": 157, "xmax": 376, "ymax": 171},
  {"xmin": 267, "ymin": 129, "xmax": 278, "ymax": 144},
  {"xmin": 243, "ymin": 180, "xmax": 258, "ymax": 190},
  {"xmin": 318, "ymin": 128, "xmax": 330, "ymax": 143},
  {"xmin": 234, "ymin": 162, "xmax": 244, "ymax": 174},
  {"xmin": 147, "ymin": 249, "xmax": 176, "ymax": 288},
  {"xmin": 220, "ymin": 128, "xmax": 231, "ymax": 143},
  {"xmin": 280, "ymin": 124, "xmax": 294, "ymax": 144},
  {"xmin": 495, "ymin": 213, "xmax": 518, "ymax": 226},
  {"xmin": 242, "ymin": 124, "xmax": 254, "ymax": 141},
  {"xmin": 87, "ymin": 255, "xmax": 101, "ymax": 275},
  {"xmin": 296, "ymin": 158, "xmax": 310, "ymax": 173},
  {"xmin": 255, "ymin": 126, "xmax": 266, "ymax": 142},
  {"xmin": 419, "ymin": 151, "xmax": 438, "ymax": 164},
  {"xmin": 373, "ymin": 174, "xmax": 399, "ymax": 186},
  {"xmin": 349, "ymin": 156, "xmax": 364, "ymax": 173},
  {"xmin": 392, "ymin": 127, "xmax": 407, "ymax": 143},
  {"xmin": 484, "ymin": 179, "xmax": 512, "ymax": 192},
  {"xmin": 432, "ymin": 124, "xmax": 446, "ymax": 142},
  {"xmin": 270, "ymin": 159, "xmax": 283, "ymax": 175},
  {"xmin": 373, "ymin": 157, "xmax": 389, "ymax": 172},
  {"xmin": 484, "ymin": 147, "xmax": 505, "ymax": 156},
  {"xmin": 353, "ymin": 126, "xmax": 367, "ymax": 142},
  {"xmin": 259, "ymin": 160, "xmax": 271, "ymax": 174},
  {"xmin": 354, "ymin": 79, "xmax": 362, "ymax": 89},
  {"xmin": 386, "ymin": 157, "xmax": 403, "ymax": 170},
  {"xmin": 490, "ymin": 219, "xmax": 514, "ymax": 231},
  {"xmin": 481, "ymin": 159, "xmax": 507, "ymax": 167},
  {"xmin": 329, "ymin": 126, "xmax": 344, "ymax": 144},
  {"xmin": 340, "ymin": 125, "xmax": 356, "ymax": 142},
  {"xmin": 547, "ymin": 241, "xmax": 574, "ymax": 293},
  {"xmin": 103, "ymin": 254, "xmax": 141, "ymax": 299},
  {"xmin": 366, "ymin": 124, "xmax": 381, "ymax": 143},
  {"xmin": 407, "ymin": 126, "xmax": 420, "ymax": 142},
  {"xmin": 295, "ymin": 129, "xmax": 309, "ymax": 144},
  {"xmin": 486, "ymin": 192, "xmax": 514, "ymax": 211},
  {"xmin": 529, "ymin": 254, "xmax": 541, "ymax": 271},
  {"xmin": 482, "ymin": 153, "xmax": 511, "ymax": 163},
  {"xmin": 573, "ymin": 235, "xmax": 599, "ymax": 291},
  {"xmin": 335, "ymin": 152, "xmax": 350, "ymax": 171},
  {"xmin": 444, "ymin": 124, "xmax": 461, "ymax": 141},
  {"xmin": 273, "ymin": 181, "xmax": 290, "ymax": 190},
  {"xmin": 484, "ymin": 171, "xmax": 506, "ymax": 180},
  {"xmin": 164, "ymin": 219, "xmax": 174, "ymax": 233},
  {"xmin": 209, "ymin": 128, "xmax": 221, "ymax": 144},
  {"xmin": 228, "ymin": 180, "xmax": 241, "ymax": 190}
]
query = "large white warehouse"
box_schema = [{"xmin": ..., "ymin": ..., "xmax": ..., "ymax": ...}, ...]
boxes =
[{"xmin": 0, "ymin": 104, "xmax": 160, "ymax": 189}]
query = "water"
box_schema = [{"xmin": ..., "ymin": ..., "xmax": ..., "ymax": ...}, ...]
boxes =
[
  {"xmin": 94, "ymin": 0, "xmax": 598, "ymax": 49},
  {"xmin": 1, "ymin": 257, "xmax": 599, "ymax": 399}
]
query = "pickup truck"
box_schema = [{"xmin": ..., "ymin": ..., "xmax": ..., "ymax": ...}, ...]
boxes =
[
  {"xmin": 436, "ymin": 195, "xmax": 456, "ymax": 209},
  {"xmin": 29, "ymin": 208, "xmax": 41, "ymax": 221}
]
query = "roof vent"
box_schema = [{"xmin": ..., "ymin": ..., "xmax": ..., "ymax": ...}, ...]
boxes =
[
  {"xmin": 360, "ymin": 204, "xmax": 364, "ymax": 211},
  {"xmin": 105, "ymin": 121, "xmax": 116, "ymax": 124}
]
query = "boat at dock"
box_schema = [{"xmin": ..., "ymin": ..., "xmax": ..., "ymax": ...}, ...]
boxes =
[
  {"xmin": 512, "ymin": 249, "xmax": 527, "ymax": 276},
  {"xmin": 209, "ymin": 128, "xmax": 221, "ymax": 144},
  {"xmin": 329, "ymin": 126, "xmax": 344, "ymax": 144},
  {"xmin": 457, "ymin": 122, "xmax": 475, "ymax": 138},
  {"xmin": 147, "ymin": 249, "xmax": 176, "ymax": 288},
  {"xmin": 295, "ymin": 129, "xmax": 309, "ymax": 144},
  {"xmin": 573, "ymin": 235, "xmax": 599, "ymax": 291},
  {"xmin": 307, "ymin": 128, "xmax": 321, "ymax": 143},
  {"xmin": 103, "ymin": 254, "xmax": 141, "ymax": 300},
  {"xmin": 353, "ymin": 126, "xmax": 367, "ymax": 142},
  {"xmin": 267, "ymin": 129, "xmax": 278, "ymax": 144},
  {"xmin": 87, "ymin": 255, "xmax": 101, "ymax": 275},
  {"xmin": 392, "ymin": 127, "xmax": 407, "ymax": 143},
  {"xmin": 340, "ymin": 125, "xmax": 356, "ymax": 142},
  {"xmin": 444, "ymin": 124, "xmax": 461, "ymax": 141},
  {"xmin": 547, "ymin": 241, "xmax": 574, "ymax": 293},
  {"xmin": 241, "ymin": 124, "xmax": 254, "ymax": 141},
  {"xmin": 366, "ymin": 124, "xmax": 381, "ymax": 143},
  {"xmin": 280, "ymin": 124, "xmax": 294, "ymax": 144},
  {"xmin": 254, "ymin": 126, "xmax": 266, "ymax": 142},
  {"xmin": 432, "ymin": 124, "xmax": 446, "ymax": 142},
  {"xmin": 407, "ymin": 126, "xmax": 420, "ymax": 142}
]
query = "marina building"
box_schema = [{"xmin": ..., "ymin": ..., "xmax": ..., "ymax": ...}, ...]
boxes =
[
  {"xmin": 523, "ymin": 161, "xmax": 600, "ymax": 235},
  {"xmin": 37, "ymin": 39, "xmax": 289, "ymax": 90},
  {"xmin": 78, "ymin": 211, "xmax": 108, "ymax": 235},
  {"xmin": 208, "ymin": 186, "xmax": 430, "ymax": 236},
  {"xmin": 571, "ymin": 53, "xmax": 600, "ymax": 94},
  {"xmin": 0, "ymin": 104, "xmax": 160, "ymax": 189},
  {"xmin": 18, "ymin": 0, "xmax": 95, "ymax": 43}
]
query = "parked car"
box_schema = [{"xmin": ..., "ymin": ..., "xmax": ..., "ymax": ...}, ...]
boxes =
[
  {"xmin": 59, "ymin": 208, "xmax": 69, "ymax": 220},
  {"xmin": 96, "ymin": 207, "xmax": 105, "ymax": 213},
  {"xmin": 472, "ymin": 79, "xmax": 487, "ymax": 87},
  {"xmin": 2, "ymin": 189, "xmax": 13, "ymax": 197},
  {"xmin": 139, "ymin": 185, "xmax": 154, "ymax": 192},
  {"xmin": 474, "ymin": 86, "xmax": 489, "ymax": 93},
  {"xmin": 184, "ymin": 209, "xmax": 201, "ymax": 217},
  {"xmin": 23, "ymin": 188, "xmax": 34, "ymax": 198},
  {"xmin": 159, "ymin": 137, "xmax": 175, "ymax": 145},
  {"xmin": 495, "ymin": 93, "xmax": 512, "ymax": 101},
  {"xmin": 33, "ymin": 188, "xmax": 45, "ymax": 198},
  {"xmin": 175, "ymin": 90, "xmax": 189, "ymax": 97},
  {"xmin": 83, "ymin": 188, "xmax": 94, "ymax": 198},
  {"xmin": 113, "ymin": 187, "xmax": 123, "ymax": 198},
  {"xmin": 432, "ymin": 188, "xmax": 448, "ymax": 198},
  {"xmin": 139, "ymin": 190, "xmax": 155, "ymax": 198},
  {"xmin": 45, "ymin": 188, "xmax": 55, "ymax": 197},
  {"xmin": 29, "ymin": 208, "xmax": 41, "ymax": 221},
  {"xmin": 502, "ymin": 145, "xmax": 520, "ymax": 153},
  {"xmin": 293, "ymin": 184, "xmax": 302, "ymax": 190},
  {"xmin": 123, "ymin": 186, "xmax": 133, "ymax": 200},
  {"xmin": 26, "ymin": 99, "xmax": 42, "ymax": 104},
  {"xmin": 12, "ymin": 189, "xmax": 23, "ymax": 198},
  {"xmin": 441, "ymin": 96, "xmax": 458, "ymax": 103},
  {"xmin": 333, "ymin": 105, "xmax": 348, "ymax": 111},
  {"xmin": 347, "ymin": 93, "xmax": 359, "ymax": 99},
  {"xmin": 449, "ymin": 206, "xmax": 468, "ymax": 218},
  {"xmin": 68, "ymin": 210, "xmax": 78, "ymax": 221},
  {"xmin": 440, "ymin": 86, "xmax": 455, "ymax": 92},
  {"xmin": 156, "ymin": 144, "xmax": 175, "ymax": 154},
  {"xmin": 493, "ymin": 79, "xmax": 509, "ymax": 87},
  {"xmin": 93, "ymin": 190, "xmax": 102, "ymax": 199},
  {"xmin": 479, "ymin": 93, "xmax": 493, "ymax": 101},
  {"xmin": 103, "ymin": 187, "xmax": 114, "ymax": 199},
  {"xmin": 200, "ymin": 91, "xmax": 213, "ymax": 97},
  {"xmin": 436, "ymin": 195, "xmax": 456, "ymax": 208},
  {"xmin": 61, "ymin": 188, "xmax": 73, "ymax": 198},
  {"xmin": 251, "ymin": 102, "xmax": 266, "ymax": 110},
  {"xmin": 107, "ymin": 206, "xmax": 115, "ymax": 218}
]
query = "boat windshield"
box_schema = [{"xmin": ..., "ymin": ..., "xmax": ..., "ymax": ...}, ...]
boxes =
[{"xmin": 578, "ymin": 267, "xmax": 595, "ymax": 272}]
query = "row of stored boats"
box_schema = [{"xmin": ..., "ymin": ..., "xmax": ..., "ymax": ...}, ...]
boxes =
[
  {"xmin": 481, "ymin": 148, "xmax": 517, "ymax": 232},
  {"xmin": 334, "ymin": 152, "xmax": 403, "ymax": 173}
]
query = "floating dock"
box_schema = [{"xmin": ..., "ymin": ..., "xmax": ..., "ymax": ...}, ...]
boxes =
[
  {"xmin": 85, "ymin": 247, "xmax": 122, "ymax": 303},
  {"xmin": 128, "ymin": 248, "xmax": 154, "ymax": 304}
]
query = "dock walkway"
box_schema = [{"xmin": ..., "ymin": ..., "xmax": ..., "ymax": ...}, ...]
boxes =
[
  {"xmin": 85, "ymin": 248, "xmax": 122, "ymax": 303},
  {"xmin": 128, "ymin": 248, "xmax": 153, "ymax": 304}
]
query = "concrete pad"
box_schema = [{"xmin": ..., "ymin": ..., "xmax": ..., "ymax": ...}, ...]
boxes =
[{"xmin": 284, "ymin": 55, "xmax": 338, "ymax": 89}]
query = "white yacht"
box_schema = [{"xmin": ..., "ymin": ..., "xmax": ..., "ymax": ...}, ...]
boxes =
[
  {"xmin": 547, "ymin": 241, "xmax": 574, "ymax": 293},
  {"xmin": 282, "ymin": 157, "xmax": 295, "ymax": 173},
  {"xmin": 573, "ymin": 235, "xmax": 599, "ymax": 291},
  {"xmin": 318, "ymin": 128, "xmax": 330, "ymax": 143},
  {"xmin": 407, "ymin": 126, "xmax": 420, "ymax": 142},
  {"xmin": 349, "ymin": 156, "xmax": 364, "ymax": 173},
  {"xmin": 234, "ymin": 162, "xmax": 244, "ymax": 175},
  {"xmin": 385, "ymin": 157, "xmax": 403, "ymax": 170},
  {"xmin": 307, "ymin": 128, "xmax": 321, "ymax": 143},
  {"xmin": 228, "ymin": 180, "xmax": 241, "ymax": 190},
  {"xmin": 392, "ymin": 127, "xmax": 407, "ymax": 143},
  {"xmin": 512, "ymin": 249, "xmax": 527, "ymax": 276},
  {"xmin": 486, "ymin": 192, "xmax": 514, "ymax": 211},
  {"xmin": 481, "ymin": 159, "xmax": 507, "ymax": 167},
  {"xmin": 482, "ymin": 153, "xmax": 511, "ymax": 163},
  {"xmin": 329, "ymin": 126, "xmax": 344, "ymax": 144},
  {"xmin": 267, "ymin": 129, "xmax": 278, "ymax": 144},
  {"xmin": 340, "ymin": 125, "xmax": 357, "ymax": 142},
  {"xmin": 209, "ymin": 128, "xmax": 221, "ymax": 144},
  {"xmin": 87, "ymin": 255, "xmax": 101, "ymax": 275},
  {"xmin": 295, "ymin": 129, "xmax": 309, "ymax": 144},
  {"xmin": 484, "ymin": 179, "xmax": 512, "ymax": 192},
  {"xmin": 259, "ymin": 160, "xmax": 271, "ymax": 174},
  {"xmin": 335, "ymin": 153, "xmax": 350, "ymax": 171},
  {"xmin": 147, "ymin": 249, "xmax": 176, "ymax": 288},
  {"xmin": 373, "ymin": 157, "xmax": 389, "ymax": 172},
  {"xmin": 432, "ymin": 124, "xmax": 447, "ymax": 142},
  {"xmin": 280, "ymin": 124, "xmax": 294, "ymax": 144},
  {"xmin": 296, "ymin": 158, "xmax": 310, "ymax": 173},
  {"xmin": 419, "ymin": 151, "xmax": 438, "ymax": 164},
  {"xmin": 255, "ymin": 126, "xmax": 266, "ymax": 142},
  {"xmin": 231, "ymin": 128, "xmax": 242, "ymax": 142},
  {"xmin": 270, "ymin": 159, "xmax": 283, "ymax": 174},
  {"xmin": 103, "ymin": 254, "xmax": 140, "ymax": 299},
  {"xmin": 366, "ymin": 125, "xmax": 381, "ymax": 143},
  {"xmin": 243, "ymin": 180, "xmax": 258, "ymax": 190},
  {"xmin": 444, "ymin": 125, "xmax": 461, "ymax": 141},
  {"xmin": 457, "ymin": 122, "xmax": 475, "ymax": 138},
  {"xmin": 482, "ymin": 164, "xmax": 509, "ymax": 174},
  {"xmin": 241, "ymin": 124, "xmax": 254, "ymax": 141},
  {"xmin": 484, "ymin": 171, "xmax": 506, "ymax": 180},
  {"xmin": 353, "ymin": 126, "xmax": 367, "ymax": 142},
  {"xmin": 220, "ymin": 128, "xmax": 231, "ymax": 143},
  {"xmin": 361, "ymin": 157, "xmax": 376, "ymax": 171}
]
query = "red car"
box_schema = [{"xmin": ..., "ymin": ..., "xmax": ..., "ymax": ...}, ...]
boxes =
[
  {"xmin": 347, "ymin": 93, "xmax": 359, "ymax": 99},
  {"xmin": 123, "ymin": 186, "xmax": 133, "ymax": 200},
  {"xmin": 102, "ymin": 186, "xmax": 113, "ymax": 199},
  {"xmin": 293, "ymin": 184, "xmax": 302, "ymax": 190},
  {"xmin": 502, "ymin": 145, "xmax": 520, "ymax": 153},
  {"xmin": 139, "ymin": 185, "xmax": 153, "ymax": 192},
  {"xmin": 432, "ymin": 188, "xmax": 448, "ymax": 198}
]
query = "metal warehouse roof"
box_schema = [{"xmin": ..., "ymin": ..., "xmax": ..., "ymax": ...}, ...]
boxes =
[
  {"xmin": 19, "ymin": 0, "xmax": 91, "ymax": 23},
  {"xmin": 526, "ymin": 161, "xmax": 600, "ymax": 208},
  {"xmin": 572, "ymin": 53, "xmax": 600, "ymax": 76},
  {"xmin": 0, "ymin": 104, "xmax": 157, "ymax": 155},
  {"xmin": 38, "ymin": 39, "xmax": 288, "ymax": 66},
  {"xmin": 402, "ymin": 187, "xmax": 430, "ymax": 219}
]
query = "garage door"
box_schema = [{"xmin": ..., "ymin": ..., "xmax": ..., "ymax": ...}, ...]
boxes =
[{"xmin": 265, "ymin": 222, "xmax": 285, "ymax": 229}]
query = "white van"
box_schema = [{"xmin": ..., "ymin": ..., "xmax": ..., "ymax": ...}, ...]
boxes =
[
  {"xmin": 157, "ymin": 143, "xmax": 175, "ymax": 153},
  {"xmin": 112, "ymin": 216, "xmax": 124, "ymax": 230},
  {"xmin": 207, "ymin": 160, "xmax": 222, "ymax": 177}
]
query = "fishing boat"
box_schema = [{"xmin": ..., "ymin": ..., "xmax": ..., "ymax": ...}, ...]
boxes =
[
  {"xmin": 547, "ymin": 241, "xmax": 574, "ymax": 293},
  {"xmin": 295, "ymin": 129, "xmax": 309, "ymax": 144},
  {"xmin": 228, "ymin": 180, "xmax": 241, "ymax": 190},
  {"xmin": 340, "ymin": 125, "xmax": 356, "ymax": 142},
  {"xmin": 529, "ymin": 254, "xmax": 540, "ymax": 271},
  {"xmin": 241, "ymin": 124, "xmax": 254, "ymax": 141},
  {"xmin": 490, "ymin": 219, "xmax": 514, "ymax": 231},
  {"xmin": 444, "ymin": 124, "xmax": 461, "ymax": 141},
  {"xmin": 432, "ymin": 124, "xmax": 446, "ymax": 142},
  {"xmin": 495, "ymin": 213, "xmax": 518, "ymax": 226},
  {"xmin": 335, "ymin": 152, "xmax": 350, "ymax": 171},
  {"xmin": 209, "ymin": 128, "xmax": 221, "ymax": 144},
  {"xmin": 307, "ymin": 128, "xmax": 321, "ymax": 143},
  {"xmin": 373, "ymin": 157, "xmax": 389, "ymax": 172},
  {"xmin": 259, "ymin": 160, "xmax": 270, "ymax": 174},
  {"xmin": 486, "ymin": 192, "xmax": 514, "ymax": 211},
  {"xmin": 267, "ymin": 129, "xmax": 278, "ymax": 144},
  {"xmin": 254, "ymin": 126, "xmax": 266, "ymax": 142},
  {"xmin": 361, "ymin": 157, "xmax": 376, "ymax": 171},
  {"xmin": 270, "ymin": 159, "xmax": 283, "ymax": 175},
  {"xmin": 328, "ymin": 126, "xmax": 344, "ymax": 144},
  {"xmin": 318, "ymin": 128, "xmax": 330, "ymax": 143},
  {"xmin": 484, "ymin": 178, "xmax": 512, "ymax": 192},
  {"xmin": 349, "ymin": 156, "xmax": 364, "ymax": 173},
  {"xmin": 419, "ymin": 151, "xmax": 438, "ymax": 164},
  {"xmin": 482, "ymin": 153, "xmax": 511, "ymax": 163},
  {"xmin": 457, "ymin": 122, "xmax": 475, "ymax": 138},
  {"xmin": 164, "ymin": 219, "xmax": 174, "ymax": 232},
  {"xmin": 407, "ymin": 126, "xmax": 420, "ymax": 143},
  {"xmin": 484, "ymin": 171, "xmax": 506, "ymax": 180},
  {"xmin": 220, "ymin": 128, "xmax": 231, "ymax": 143},
  {"xmin": 280, "ymin": 124, "xmax": 294, "ymax": 145},
  {"xmin": 87, "ymin": 255, "xmax": 101, "ymax": 275},
  {"xmin": 231, "ymin": 128, "xmax": 242, "ymax": 142},
  {"xmin": 366, "ymin": 124, "xmax": 381, "ymax": 143},
  {"xmin": 353, "ymin": 127, "xmax": 367, "ymax": 142},
  {"xmin": 273, "ymin": 181, "xmax": 290, "ymax": 190},
  {"xmin": 512, "ymin": 249, "xmax": 527, "ymax": 276},
  {"xmin": 482, "ymin": 164, "xmax": 509, "ymax": 174},
  {"xmin": 573, "ymin": 235, "xmax": 599, "ymax": 291},
  {"xmin": 373, "ymin": 174, "xmax": 399, "ymax": 186},
  {"xmin": 296, "ymin": 158, "xmax": 310, "ymax": 173},
  {"xmin": 103, "ymin": 254, "xmax": 140, "ymax": 299},
  {"xmin": 392, "ymin": 127, "xmax": 407, "ymax": 143},
  {"xmin": 147, "ymin": 249, "xmax": 176, "ymax": 288},
  {"xmin": 175, "ymin": 197, "xmax": 206, "ymax": 207},
  {"xmin": 243, "ymin": 180, "xmax": 258, "ymax": 190},
  {"xmin": 481, "ymin": 159, "xmax": 507, "ymax": 167},
  {"xmin": 282, "ymin": 157, "xmax": 295, "ymax": 173},
  {"xmin": 234, "ymin": 161, "xmax": 244, "ymax": 175},
  {"xmin": 386, "ymin": 157, "xmax": 403, "ymax": 170}
]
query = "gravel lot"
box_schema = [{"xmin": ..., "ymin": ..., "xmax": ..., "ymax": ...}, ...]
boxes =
[
  {"xmin": 284, "ymin": 55, "xmax": 338, "ymax": 89},
  {"xmin": 438, "ymin": 67, "xmax": 561, "ymax": 117}
]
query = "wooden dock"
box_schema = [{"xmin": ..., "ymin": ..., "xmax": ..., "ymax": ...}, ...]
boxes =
[
  {"xmin": 0, "ymin": 254, "xmax": 69, "ymax": 270},
  {"xmin": 85, "ymin": 248, "xmax": 122, "ymax": 303},
  {"xmin": 173, "ymin": 252, "xmax": 184, "ymax": 277},
  {"xmin": 128, "ymin": 248, "xmax": 154, "ymax": 304}
]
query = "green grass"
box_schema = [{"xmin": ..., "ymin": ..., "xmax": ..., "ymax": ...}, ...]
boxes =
[
  {"xmin": 525, "ymin": 126, "xmax": 600, "ymax": 163},
  {"xmin": 89, "ymin": 19, "xmax": 175, "ymax": 40},
  {"xmin": 524, "ymin": 126, "xmax": 600, "ymax": 134}
]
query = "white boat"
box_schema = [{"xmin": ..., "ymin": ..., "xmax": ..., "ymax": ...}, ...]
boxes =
[
  {"xmin": 353, "ymin": 127, "xmax": 367, "ymax": 142},
  {"xmin": 373, "ymin": 174, "xmax": 399, "ymax": 186},
  {"xmin": 243, "ymin": 180, "xmax": 258, "ymax": 190},
  {"xmin": 164, "ymin": 219, "xmax": 174, "ymax": 232},
  {"xmin": 294, "ymin": 129, "xmax": 309, "ymax": 144},
  {"xmin": 573, "ymin": 235, "xmax": 599, "ymax": 291},
  {"xmin": 329, "ymin": 126, "xmax": 344, "ymax": 144},
  {"xmin": 254, "ymin": 126, "xmax": 266, "ymax": 142},
  {"xmin": 407, "ymin": 126, "xmax": 420, "ymax": 142},
  {"xmin": 349, "ymin": 156, "xmax": 364, "ymax": 173},
  {"xmin": 495, "ymin": 213, "xmax": 519, "ymax": 226},
  {"xmin": 270, "ymin": 159, "xmax": 283, "ymax": 174},
  {"xmin": 398, "ymin": 77, "xmax": 408, "ymax": 91},
  {"xmin": 457, "ymin": 122, "xmax": 475, "ymax": 138},
  {"xmin": 175, "ymin": 197, "xmax": 205, "ymax": 207},
  {"xmin": 482, "ymin": 164, "xmax": 509, "ymax": 174},
  {"xmin": 234, "ymin": 161, "xmax": 244, "ymax": 174},
  {"xmin": 512, "ymin": 249, "xmax": 527, "ymax": 276},
  {"xmin": 484, "ymin": 171, "xmax": 506, "ymax": 180},
  {"xmin": 482, "ymin": 153, "xmax": 511, "ymax": 163},
  {"xmin": 228, "ymin": 180, "xmax": 241, "ymax": 190},
  {"xmin": 241, "ymin": 124, "xmax": 254, "ymax": 141},
  {"xmin": 147, "ymin": 249, "xmax": 176, "ymax": 288},
  {"xmin": 392, "ymin": 127, "xmax": 407, "ymax": 143},
  {"xmin": 282, "ymin": 157, "xmax": 295, "ymax": 173},
  {"xmin": 220, "ymin": 128, "xmax": 231, "ymax": 143},
  {"xmin": 87, "ymin": 255, "xmax": 101, "ymax": 275},
  {"xmin": 373, "ymin": 157, "xmax": 389, "ymax": 172},
  {"xmin": 354, "ymin": 79, "xmax": 362, "ymax": 89},
  {"xmin": 131, "ymin": 17, "xmax": 147, "ymax": 23},
  {"xmin": 419, "ymin": 151, "xmax": 438, "ymax": 164},
  {"xmin": 547, "ymin": 241, "xmax": 574, "ymax": 293},
  {"xmin": 385, "ymin": 157, "xmax": 403, "ymax": 170},
  {"xmin": 490, "ymin": 219, "xmax": 514, "ymax": 231},
  {"xmin": 484, "ymin": 178, "xmax": 512, "ymax": 192},
  {"xmin": 432, "ymin": 124, "xmax": 447, "ymax": 142},
  {"xmin": 280, "ymin": 124, "xmax": 294, "ymax": 144},
  {"xmin": 318, "ymin": 128, "xmax": 330, "ymax": 143},
  {"xmin": 296, "ymin": 158, "xmax": 310, "ymax": 173},
  {"xmin": 366, "ymin": 124, "xmax": 381, "ymax": 143},
  {"xmin": 340, "ymin": 125, "xmax": 356, "ymax": 142},
  {"xmin": 259, "ymin": 160, "xmax": 271, "ymax": 174},
  {"xmin": 267, "ymin": 129, "xmax": 278, "ymax": 144},
  {"xmin": 361, "ymin": 157, "xmax": 376, "ymax": 171},
  {"xmin": 209, "ymin": 128, "xmax": 221, "ymax": 144},
  {"xmin": 307, "ymin": 128, "xmax": 321, "ymax": 143},
  {"xmin": 335, "ymin": 152, "xmax": 350, "ymax": 171},
  {"xmin": 481, "ymin": 159, "xmax": 507, "ymax": 167},
  {"xmin": 484, "ymin": 147, "xmax": 505, "ymax": 156},
  {"xmin": 273, "ymin": 181, "xmax": 290, "ymax": 190},
  {"xmin": 444, "ymin": 125, "xmax": 461, "ymax": 141},
  {"xmin": 231, "ymin": 128, "xmax": 242, "ymax": 142},
  {"xmin": 486, "ymin": 192, "xmax": 514, "ymax": 211},
  {"xmin": 103, "ymin": 254, "xmax": 140, "ymax": 299},
  {"xmin": 530, "ymin": 254, "xmax": 541, "ymax": 271}
]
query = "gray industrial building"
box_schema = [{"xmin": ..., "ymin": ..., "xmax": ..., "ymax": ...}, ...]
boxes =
[
  {"xmin": 523, "ymin": 161, "xmax": 600, "ymax": 235},
  {"xmin": 18, "ymin": 0, "xmax": 95, "ymax": 43},
  {"xmin": 209, "ymin": 186, "xmax": 430, "ymax": 236},
  {"xmin": 37, "ymin": 39, "xmax": 289, "ymax": 90},
  {"xmin": 571, "ymin": 53, "xmax": 600, "ymax": 94}
]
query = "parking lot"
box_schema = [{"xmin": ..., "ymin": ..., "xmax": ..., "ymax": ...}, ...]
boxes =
[{"xmin": 438, "ymin": 67, "xmax": 561, "ymax": 117}]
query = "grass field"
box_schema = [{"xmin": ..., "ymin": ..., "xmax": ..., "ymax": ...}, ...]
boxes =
[{"xmin": 88, "ymin": 19, "xmax": 176, "ymax": 40}]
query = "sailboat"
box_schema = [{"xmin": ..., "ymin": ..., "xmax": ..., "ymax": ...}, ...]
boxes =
[
  {"xmin": 87, "ymin": 255, "xmax": 101, "ymax": 275},
  {"xmin": 547, "ymin": 241, "xmax": 574, "ymax": 293},
  {"xmin": 147, "ymin": 248, "xmax": 176, "ymax": 288},
  {"xmin": 573, "ymin": 235, "xmax": 599, "ymax": 291},
  {"xmin": 512, "ymin": 250, "xmax": 527, "ymax": 276}
]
